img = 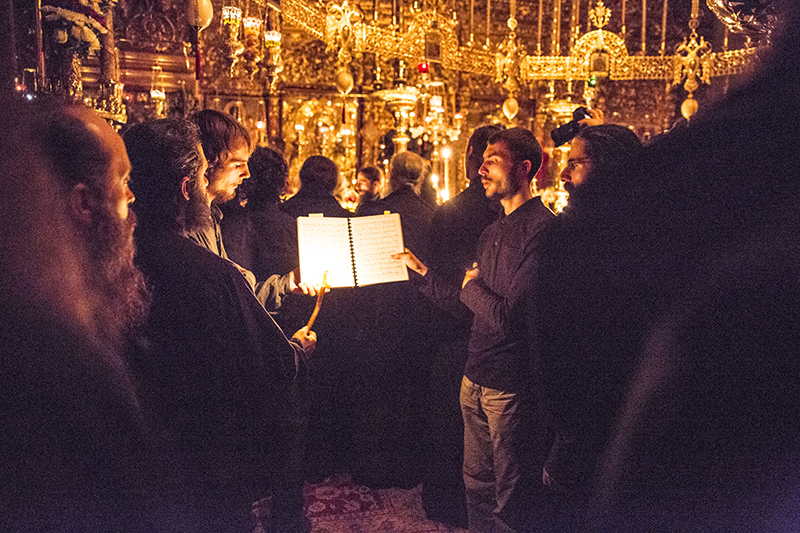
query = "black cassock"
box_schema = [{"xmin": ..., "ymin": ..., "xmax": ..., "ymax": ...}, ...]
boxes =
[{"xmin": 132, "ymin": 228, "xmax": 306, "ymax": 529}]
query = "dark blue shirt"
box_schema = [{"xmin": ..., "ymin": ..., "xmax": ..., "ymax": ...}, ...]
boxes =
[{"xmin": 459, "ymin": 197, "xmax": 554, "ymax": 392}]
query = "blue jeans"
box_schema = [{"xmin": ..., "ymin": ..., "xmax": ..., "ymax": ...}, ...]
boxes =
[{"xmin": 460, "ymin": 376, "xmax": 533, "ymax": 533}]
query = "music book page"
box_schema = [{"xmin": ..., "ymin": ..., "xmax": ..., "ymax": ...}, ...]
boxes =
[
  {"xmin": 349, "ymin": 214, "xmax": 408, "ymax": 286},
  {"xmin": 297, "ymin": 213, "xmax": 408, "ymax": 288},
  {"xmin": 297, "ymin": 216, "xmax": 355, "ymax": 288}
]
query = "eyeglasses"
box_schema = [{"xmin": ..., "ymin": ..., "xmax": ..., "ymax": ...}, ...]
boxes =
[{"xmin": 566, "ymin": 158, "xmax": 591, "ymax": 171}]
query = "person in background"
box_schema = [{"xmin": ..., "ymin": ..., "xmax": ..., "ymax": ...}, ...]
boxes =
[
  {"xmin": 281, "ymin": 155, "xmax": 352, "ymax": 218},
  {"xmin": 221, "ymin": 146, "xmax": 299, "ymax": 282},
  {"xmin": 351, "ymin": 150, "xmax": 437, "ymax": 489},
  {"xmin": 354, "ymin": 166, "xmax": 383, "ymax": 216},
  {"xmin": 419, "ymin": 124, "xmax": 502, "ymax": 528},
  {"xmin": 278, "ymin": 154, "xmax": 358, "ymax": 484}
]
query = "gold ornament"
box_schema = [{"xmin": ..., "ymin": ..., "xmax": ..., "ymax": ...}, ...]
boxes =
[
  {"xmin": 502, "ymin": 97, "xmax": 519, "ymax": 120},
  {"xmin": 335, "ymin": 69, "xmax": 354, "ymax": 95},
  {"xmin": 681, "ymin": 96, "xmax": 698, "ymax": 120}
]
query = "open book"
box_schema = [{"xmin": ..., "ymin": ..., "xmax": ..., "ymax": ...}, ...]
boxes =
[{"xmin": 297, "ymin": 213, "xmax": 409, "ymax": 288}]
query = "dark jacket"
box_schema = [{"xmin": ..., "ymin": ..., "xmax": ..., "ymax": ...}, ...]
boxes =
[
  {"xmin": 280, "ymin": 189, "xmax": 351, "ymax": 219},
  {"xmin": 221, "ymin": 202, "xmax": 299, "ymax": 280},
  {"xmin": 359, "ymin": 186, "xmax": 435, "ymax": 263}
]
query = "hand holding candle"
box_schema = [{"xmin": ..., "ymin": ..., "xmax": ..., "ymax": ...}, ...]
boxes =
[{"xmin": 292, "ymin": 326, "xmax": 317, "ymax": 356}]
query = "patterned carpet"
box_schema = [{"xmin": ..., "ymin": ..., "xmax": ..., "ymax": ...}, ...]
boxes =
[{"xmin": 299, "ymin": 474, "xmax": 466, "ymax": 533}]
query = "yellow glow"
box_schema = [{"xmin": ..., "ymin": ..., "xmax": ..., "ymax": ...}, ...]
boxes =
[{"xmin": 222, "ymin": 6, "xmax": 242, "ymax": 24}]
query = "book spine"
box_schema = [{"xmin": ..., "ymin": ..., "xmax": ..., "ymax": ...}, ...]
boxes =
[{"xmin": 347, "ymin": 218, "xmax": 358, "ymax": 287}]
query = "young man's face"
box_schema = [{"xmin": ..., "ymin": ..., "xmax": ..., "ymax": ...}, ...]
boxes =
[
  {"xmin": 479, "ymin": 141, "xmax": 522, "ymax": 200},
  {"xmin": 561, "ymin": 137, "xmax": 592, "ymax": 194},
  {"xmin": 206, "ymin": 141, "xmax": 250, "ymax": 204}
]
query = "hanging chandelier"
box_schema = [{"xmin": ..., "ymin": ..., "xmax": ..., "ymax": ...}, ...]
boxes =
[{"xmin": 220, "ymin": 0, "xmax": 283, "ymax": 83}]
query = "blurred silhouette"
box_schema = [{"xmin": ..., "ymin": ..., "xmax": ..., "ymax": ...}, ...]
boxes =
[{"xmin": 0, "ymin": 97, "xmax": 174, "ymax": 530}]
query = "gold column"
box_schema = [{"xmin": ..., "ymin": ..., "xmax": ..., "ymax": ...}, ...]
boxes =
[
  {"xmin": 486, "ymin": 0, "xmax": 491, "ymax": 48},
  {"xmin": 536, "ymin": 0, "xmax": 543, "ymax": 55}
]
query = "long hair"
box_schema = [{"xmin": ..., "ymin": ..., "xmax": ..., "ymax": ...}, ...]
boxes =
[
  {"xmin": 191, "ymin": 109, "xmax": 251, "ymax": 170},
  {"xmin": 124, "ymin": 118, "xmax": 205, "ymax": 231},
  {"xmin": 242, "ymin": 146, "xmax": 288, "ymax": 208}
]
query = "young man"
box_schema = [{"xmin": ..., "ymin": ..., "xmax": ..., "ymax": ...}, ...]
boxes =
[
  {"xmin": 189, "ymin": 109, "xmax": 317, "ymax": 310},
  {"xmin": 395, "ymin": 128, "xmax": 554, "ymax": 532}
]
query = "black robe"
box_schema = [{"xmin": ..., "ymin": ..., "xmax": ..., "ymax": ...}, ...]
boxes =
[
  {"xmin": 132, "ymin": 228, "xmax": 305, "ymax": 528},
  {"xmin": 418, "ymin": 181, "xmax": 500, "ymax": 526},
  {"xmin": 278, "ymin": 191, "xmax": 359, "ymax": 480},
  {"xmin": 351, "ymin": 186, "xmax": 437, "ymax": 488}
]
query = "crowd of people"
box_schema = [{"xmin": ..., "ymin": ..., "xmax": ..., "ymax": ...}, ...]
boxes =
[{"xmin": 2, "ymin": 2, "xmax": 800, "ymax": 530}]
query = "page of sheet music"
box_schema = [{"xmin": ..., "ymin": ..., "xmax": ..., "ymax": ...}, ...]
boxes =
[
  {"xmin": 350, "ymin": 213, "xmax": 409, "ymax": 286},
  {"xmin": 297, "ymin": 216, "xmax": 355, "ymax": 288}
]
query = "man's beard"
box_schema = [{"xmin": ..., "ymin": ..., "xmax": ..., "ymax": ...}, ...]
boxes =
[
  {"xmin": 88, "ymin": 206, "xmax": 151, "ymax": 341},
  {"xmin": 213, "ymin": 187, "xmax": 237, "ymax": 204},
  {"xmin": 184, "ymin": 178, "xmax": 213, "ymax": 234},
  {"xmin": 563, "ymin": 181, "xmax": 576, "ymax": 195}
]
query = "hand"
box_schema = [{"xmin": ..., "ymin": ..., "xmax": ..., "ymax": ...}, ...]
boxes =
[
  {"xmin": 292, "ymin": 326, "xmax": 317, "ymax": 355},
  {"xmin": 578, "ymin": 107, "xmax": 604, "ymax": 127},
  {"xmin": 462, "ymin": 262, "xmax": 479, "ymax": 288},
  {"xmin": 391, "ymin": 248, "xmax": 428, "ymax": 277},
  {"xmin": 288, "ymin": 267, "xmax": 319, "ymax": 297},
  {"xmin": 237, "ymin": 265, "xmax": 257, "ymax": 287}
]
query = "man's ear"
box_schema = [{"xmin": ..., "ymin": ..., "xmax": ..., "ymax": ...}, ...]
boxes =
[
  {"xmin": 180, "ymin": 177, "xmax": 191, "ymax": 201},
  {"xmin": 517, "ymin": 159, "xmax": 532, "ymax": 183},
  {"xmin": 67, "ymin": 183, "xmax": 94, "ymax": 226}
]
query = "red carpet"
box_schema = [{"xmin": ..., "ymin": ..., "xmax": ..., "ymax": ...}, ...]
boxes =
[{"xmin": 300, "ymin": 474, "xmax": 466, "ymax": 532}]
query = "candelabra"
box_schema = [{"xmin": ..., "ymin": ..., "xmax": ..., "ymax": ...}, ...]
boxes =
[
  {"xmin": 220, "ymin": 2, "xmax": 282, "ymax": 81},
  {"xmin": 222, "ymin": 6, "xmax": 244, "ymax": 76},
  {"xmin": 373, "ymin": 85, "xmax": 419, "ymax": 153}
]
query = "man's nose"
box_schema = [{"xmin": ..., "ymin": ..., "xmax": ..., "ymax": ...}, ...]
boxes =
[
  {"xmin": 560, "ymin": 167, "xmax": 570, "ymax": 182},
  {"xmin": 242, "ymin": 164, "xmax": 251, "ymax": 179}
]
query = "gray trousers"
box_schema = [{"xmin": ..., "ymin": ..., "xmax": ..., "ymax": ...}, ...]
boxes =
[{"xmin": 460, "ymin": 376, "xmax": 533, "ymax": 533}]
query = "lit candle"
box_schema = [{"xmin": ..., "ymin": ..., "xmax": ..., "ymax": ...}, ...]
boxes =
[
  {"xmin": 660, "ymin": 0, "xmax": 668, "ymax": 56},
  {"xmin": 641, "ymin": 0, "xmax": 646, "ymax": 55}
]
